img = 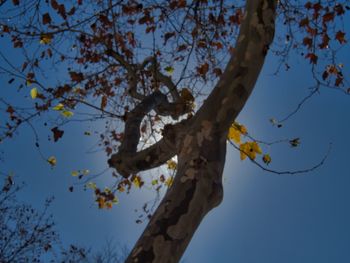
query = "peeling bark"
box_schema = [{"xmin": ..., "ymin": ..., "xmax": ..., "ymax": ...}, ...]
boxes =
[{"xmin": 117, "ymin": 0, "xmax": 277, "ymax": 262}]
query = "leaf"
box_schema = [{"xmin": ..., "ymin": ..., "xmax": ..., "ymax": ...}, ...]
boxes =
[
  {"xmin": 228, "ymin": 122, "xmax": 247, "ymax": 144},
  {"xmin": 101, "ymin": 95, "xmax": 107, "ymax": 110},
  {"xmin": 305, "ymin": 53, "xmax": 318, "ymax": 64},
  {"xmin": 165, "ymin": 176, "xmax": 174, "ymax": 187},
  {"xmin": 228, "ymin": 126, "xmax": 241, "ymax": 144},
  {"xmin": 86, "ymin": 182, "xmax": 96, "ymax": 190},
  {"xmin": 6, "ymin": 106, "xmax": 15, "ymax": 115},
  {"xmin": 164, "ymin": 32, "xmax": 176, "ymax": 45},
  {"xmin": 262, "ymin": 154, "xmax": 272, "ymax": 165},
  {"xmin": 40, "ymin": 34, "xmax": 52, "ymax": 45},
  {"xmin": 30, "ymin": 87, "xmax": 38, "ymax": 99},
  {"xmin": 322, "ymin": 12, "xmax": 335, "ymax": 23},
  {"xmin": 47, "ymin": 156, "xmax": 57, "ymax": 166},
  {"xmin": 180, "ymin": 88, "xmax": 194, "ymax": 103},
  {"xmin": 289, "ymin": 138, "xmax": 300, "ymax": 147},
  {"xmin": 61, "ymin": 110, "xmax": 74, "ymax": 118},
  {"xmin": 335, "ymin": 31, "xmax": 347, "ymax": 44},
  {"xmin": 51, "ymin": 126, "xmax": 64, "ymax": 142},
  {"xmin": 151, "ymin": 179, "xmax": 158, "ymax": 185},
  {"xmin": 71, "ymin": 170, "xmax": 79, "ymax": 176},
  {"xmin": 112, "ymin": 196, "xmax": 118, "ymax": 204},
  {"xmin": 164, "ymin": 66, "xmax": 174, "ymax": 74},
  {"xmin": 84, "ymin": 131, "xmax": 91, "ymax": 136},
  {"xmin": 12, "ymin": 0, "xmax": 19, "ymax": 5},
  {"xmin": 52, "ymin": 103, "xmax": 64, "ymax": 111},
  {"xmin": 42, "ymin": 13, "xmax": 52, "ymax": 25},
  {"xmin": 117, "ymin": 185, "xmax": 125, "ymax": 192},
  {"xmin": 132, "ymin": 175, "xmax": 143, "ymax": 188},
  {"xmin": 239, "ymin": 141, "xmax": 262, "ymax": 160},
  {"xmin": 166, "ymin": 160, "xmax": 177, "ymax": 170},
  {"xmin": 51, "ymin": 0, "xmax": 59, "ymax": 9},
  {"xmin": 302, "ymin": 37, "xmax": 313, "ymax": 49},
  {"xmin": 197, "ymin": 62, "xmax": 209, "ymax": 77}
]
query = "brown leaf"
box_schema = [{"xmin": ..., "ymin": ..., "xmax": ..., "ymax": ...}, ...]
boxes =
[
  {"xmin": 69, "ymin": 71, "xmax": 84, "ymax": 82},
  {"xmin": 101, "ymin": 95, "xmax": 107, "ymax": 110},
  {"xmin": 322, "ymin": 12, "xmax": 334, "ymax": 23},
  {"xmin": 42, "ymin": 13, "xmax": 52, "ymax": 25},
  {"xmin": 335, "ymin": 31, "xmax": 347, "ymax": 44},
  {"xmin": 6, "ymin": 106, "xmax": 15, "ymax": 115},
  {"xmin": 51, "ymin": 0, "xmax": 59, "ymax": 9},
  {"xmin": 164, "ymin": 32, "xmax": 176, "ymax": 45},
  {"xmin": 319, "ymin": 33, "xmax": 330, "ymax": 49},
  {"xmin": 299, "ymin": 17, "xmax": 309, "ymax": 27},
  {"xmin": 305, "ymin": 53, "xmax": 318, "ymax": 64},
  {"xmin": 51, "ymin": 127, "xmax": 64, "ymax": 142},
  {"xmin": 335, "ymin": 76, "xmax": 344, "ymax": 86},
  {"xmin": 58, "ymin": 4, "xmax": 67, "ymax": 19},
  {"xmin": 12, "ymin": 0, "xmax": 19, "ymax": 5},
  {"xmin": 302, "ymin": 37, "xmax": 313, "ymax": 49},
  {"xmin": 177, "ymin": 44, "xmax": 187, "ymax": 52},
  {"xmin": 197, "ymin": 62, "xmax": 209, "ymax": 77},
  {"xmin": 213, "ymin": 68, "xmax": 222, "ymax": 77},
  {"xmin": 334, "ymin": 4, "xmax": 345, "ymax": 16}
]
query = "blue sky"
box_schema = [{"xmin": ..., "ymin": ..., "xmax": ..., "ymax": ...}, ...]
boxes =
[{"xmin": 1, "ymin": 4, "xmax": 350, "ymax": 263}]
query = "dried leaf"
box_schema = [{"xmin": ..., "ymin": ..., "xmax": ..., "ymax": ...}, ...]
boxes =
[
  {"xmin": 47, "ymin": 156, "xmax": 57, "ymax": 166},
  {"xmin": 51, "ymin": 126, "xmax": 64, "ymax": 142},
  {"xmin": 42, "ymin": 13, "xmax": 52, "ymax": 25}
]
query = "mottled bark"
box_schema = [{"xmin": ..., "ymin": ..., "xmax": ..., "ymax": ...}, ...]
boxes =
[{"xmin": 111, "ymin": 0, "xmax": 277, "ymax": 261}]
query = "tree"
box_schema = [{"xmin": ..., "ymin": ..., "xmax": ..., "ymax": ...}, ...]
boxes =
[
  {"xmin": 0, "ymin": 175, "xmax": 128, "ymax": 263},
  {"xmin": 0, "ymin": 0, "xmax": 348, "ymax": 262}
]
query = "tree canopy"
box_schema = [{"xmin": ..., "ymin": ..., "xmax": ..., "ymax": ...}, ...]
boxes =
[{"xmin": 0, "ymin": 0, "xmax": 349, "ymax": 262}]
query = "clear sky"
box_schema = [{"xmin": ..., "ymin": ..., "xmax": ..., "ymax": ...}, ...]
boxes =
[{"xmin": 1, "ymin": 4, "xmax": 350, "ymax": 263}]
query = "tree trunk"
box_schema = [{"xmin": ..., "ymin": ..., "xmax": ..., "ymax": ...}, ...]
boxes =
[{"xmin": 125, "ymin": 0, "xmax": 277, "ymax": 262}]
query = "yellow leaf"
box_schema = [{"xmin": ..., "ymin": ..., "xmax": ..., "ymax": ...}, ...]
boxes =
[
  {"xmin": 52, "ymin": 103, "xmax": 64, "ymax": 111},
  {"xmin": 117, "ymin": 185, "xmax": 125, "ymax": 192},
  {"xmin": 166, "ymin": 160, "xmax": 177, "ymax": 170},
  {"xmin": 165, "ymin": 176, "xmax": 174, "ymax": 187},
  {"xmin": 30, "ymin": 87, "xmax": 38, "ymax": 99},
  {"xmin": 251, "ymin": 141, "xmax": 262, "ymax": 154},
  {"xmin": 47, "ymin": 156, "xmax": 57, "ymax": 166},
  {"xmin": 86, "ymin": 182, "xmax": 97, "ymax": 190},
  {"xmin": 151, "ymin": 179, "xmax": 158, "ymax": 185},
  {"xmin": 82, "ymin": 169, "xmax": 90, "ymax": 175},
  {"xmin": 71, "ymin": 170, "xmax": 79, "ymax": 176},
  {"xmin": 262, "ymin": 154, "xmax": 272, "ymax": 165},
  {"xmin": 239, "ymin": 141, "xmax": 262, "ymax": 160},
  {"xmin": 234, "ymin": 122, "xmax": 247, "ymax": 135},
  {"xmin": 228, "ymin": 126, "xmax": 241, "ymax": 144},
  {"xmin": 228, "ymin": 122, "xmax": 248, "ymax": 143},
  {"xmin": 40, "ymin": 34, "xmax": 52, "ymax": 45},
  {"xmin": 61, "ymin": 110, "xmax": 74, "ymax": 118},
  {"xmin": 97, "ymin": 196, "xmax": 105, "ymax": 209},
  {"xmin": 132, "ymin": 176, "xmax": 143, "ymax": 188},
  {"xmin": 164, "ymin": 66, "xmax": 174, "ymax": 74},
  {"xmin": 112, "ymin": 197, "xmax": 119, "ymax": 204}
]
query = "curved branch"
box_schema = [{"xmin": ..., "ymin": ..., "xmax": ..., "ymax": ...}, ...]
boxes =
[
  {"xmin": 229, "ymin": 140, "xmax": 331, "ymax": 175},
  {"xmin": 108, "ymin": 90, "xmax": 189, "ymax": 178}
]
